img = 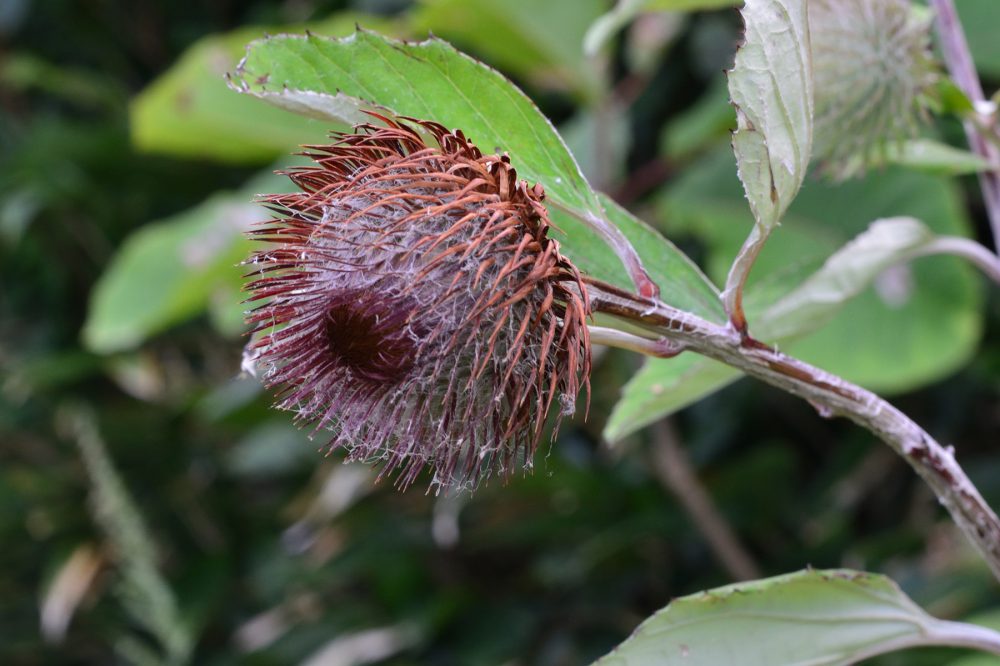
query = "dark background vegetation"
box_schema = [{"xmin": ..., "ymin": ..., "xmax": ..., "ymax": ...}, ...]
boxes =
[{"xmin": 3, "ymin": 0, "xmax": 1000, "ymax": 664}]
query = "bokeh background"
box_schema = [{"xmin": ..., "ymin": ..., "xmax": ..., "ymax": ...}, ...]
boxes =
[{"xmin": 3, "ymin": 0, "xmax": 1000, "ymax": 664}]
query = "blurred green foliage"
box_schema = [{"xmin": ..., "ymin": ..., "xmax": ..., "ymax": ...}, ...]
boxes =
[{"xmin": 3, "ymin": 1, "xmax": 1000, "ymax": 664}]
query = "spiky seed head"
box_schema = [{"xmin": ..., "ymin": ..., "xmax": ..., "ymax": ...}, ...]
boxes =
[
  {"xmin": 810, "ymin": 0, "xmax": 938, "ymax": 179},
  {"xmin": 243, "ymin": 117, "xmax": 592, "ymax": 491}
]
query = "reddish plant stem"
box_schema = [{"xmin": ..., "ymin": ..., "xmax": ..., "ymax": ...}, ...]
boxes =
[
  {"xmin": 931, "ymin": 0, "xmax": 1000, "ymax": 252},
  {"xmin": 584, "ymin": 277, "xmax": 1000, "ymax": 582},
  {"xmin": 552, "ymin": 200, "xmax": 660, "ymax": 299}
]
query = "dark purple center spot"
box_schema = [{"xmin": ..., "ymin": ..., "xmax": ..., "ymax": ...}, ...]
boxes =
[{"xmin": 324, "ymin": 292, "xmax": 420, "ymax": 384}]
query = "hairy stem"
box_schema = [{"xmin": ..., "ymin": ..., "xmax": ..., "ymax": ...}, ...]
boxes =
[
  {"xmin": 585, "ymin": 278, "xmax": 1000, "ymax": 581},
  {"xmin": 931, "ymin": 0, "xmax": 1000, "ymax": 252},
  {"xmin": 552, "ymin": 200, "xmax": 660, "ymax": 299},
  {"xmin": 916, "ymin": 235, "xmax": 1000, "ymax": 285},
  {"xmin": 587, "ymin": 325, "xmax": 683, "ymax": 357},
  {"xmin": 969, "ymin": 109, "xmax": 1000, "ymax": 156},
  {"xmin": 722, "ymin": 224, "xmax": 768, "ymax": 336},
  {"xmin": 853, "ymin": 619, "xmax": 1000, "ymax": 661},
  {"xmin": 919, "ymin": 620, "xmax": 1000, "ymax": 657}
]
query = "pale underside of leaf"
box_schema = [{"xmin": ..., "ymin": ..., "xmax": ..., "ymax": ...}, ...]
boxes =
[
  {"xmin": 723, "ymin": 0, "xmax": 813, "ymax": 322},
  {"xmin": 231, "ymin": 31, "xmax": 598, "ymax": 218},
  {"xmin": 229, "ymin": 29, "xmax": 724, "ymax": 312},
  {"xmin": 845, "ymin": 138, "xmax": 993, "ymax": 176},
  {"xmin": 728, "ymin": 0, "xmax": 812, "ymax": 229},
  {"xmin": 82, "ymin": 171, "xmax": 290, "ymax": 353},
  {"xmin": 762, "ymin": 217, "xmax": 937, "ymax": 339},
  {"xmin": 594, "ymin": 569, "xmax": 1000, "ymax": 666},
  {"xmin": 233, "ymin": 87, "xmax": 372, "ymax": 126},
  {"xmin": 604, "ymin": 211, "xmax": 976, "ymax": 443}
]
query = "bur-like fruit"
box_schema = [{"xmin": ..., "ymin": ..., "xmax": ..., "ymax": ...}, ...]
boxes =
[
  {"xmin": 243, "ymin": 117, "xmax": 591, "ymax": 490},
  {"xmin": 810, "ymin": 0, "xmax": 938, "ymax": 178}
]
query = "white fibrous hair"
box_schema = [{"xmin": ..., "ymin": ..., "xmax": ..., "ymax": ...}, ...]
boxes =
[{"xmin": 243, "ymin": 117, "xmax": 592, "ymax": 491}]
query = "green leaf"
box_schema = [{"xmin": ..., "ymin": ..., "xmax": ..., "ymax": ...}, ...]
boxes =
[
  {"xmin": 130, "ymin": 14, "xmax": 396, "ymax": 163},
  {"xmin": 599, "ymin": 195, "xmax": 726, "ymax": 322},
  {"xmin": 82, "ymin": 171, "xmax": 289, "ymax": 353},
  {"xmin": 956, "ymin": 0, "xmax": 1000, "ymax": 79},
  {"xmin": 843, "ymin": 139, "xmax": 992, "ymax": 177},
  {"xmin": 604, "ymin": 356, "xmax": 739, "ymax": 443},
  {"xmin": 605, "ymin": 149, "xmax": 982, "ymax": 442},
  {"xmin": 412, "ymin": 0, "xmax": 605, "ymax": 100},
  {"xmin": 935, "ymin": 78, "xmax": 976, "ymax": 116},
  {"xmin": 660, "ymin": 75, "xmax": 735, "ymax": 160},
  {"xmin": 594, "ymin": 569, "xmax": 1000, "ymax": 665},
  {"xmin": 768, "ymin": 184, "xmax": 981, "ymax": 395},
  {"xmin": 724, "ymin": 0, "xmax": 813, "ymax": 316},
  {"xmin": 584, "ymin": 0, "xmax": 736, "ymax": 56},
  {"xmin": 951, "ymin": 656, "xmax": 1000, "ymax": 666},
  {"xmin": 763, "ymin": 217, "xmax": 946, "ymax": 340},
  {"xmin": 232, "ymin": 31, "xmax": 599, "ymax": 213},
  {"xmin": 728, "ymin": 0, "xmax": 812, "ymax": 233},
  {"xmin": 551, "ymin": 196, "xmax": 724, "ymax": 323},
  {"xmin": 747, "ymin": 160, "xmax": 979, "ymax": 355},
  {"xmin": 230, "ymin": 29, "xmax": 722, "ymax": 316}
]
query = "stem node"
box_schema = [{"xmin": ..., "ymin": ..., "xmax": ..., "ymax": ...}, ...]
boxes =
[{"xmin": 586, "ymin": 278, "xmax": 1000, "ymax": 582}]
